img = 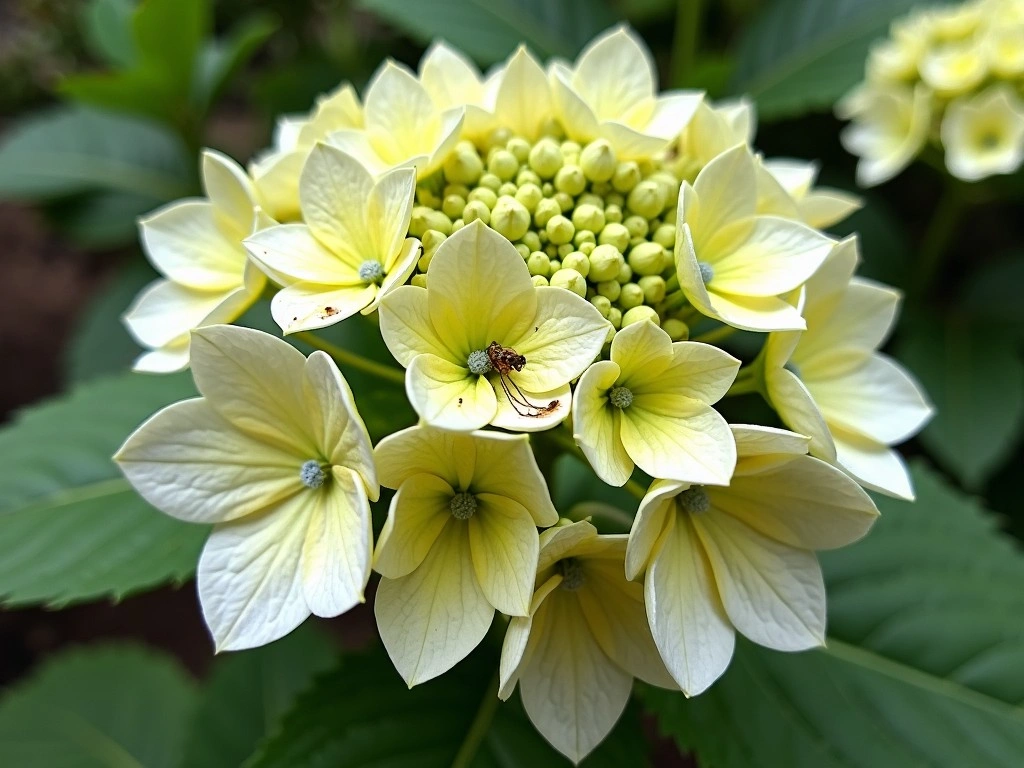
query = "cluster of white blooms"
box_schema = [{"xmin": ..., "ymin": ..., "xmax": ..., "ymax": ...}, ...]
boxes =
[
  {"xmin": 115, "ymin": 26, "xmax": 933, "ymax": 764},
  {"xmin": 839, "ymin": 0, "xmax": 1024, "ymax": 185}
]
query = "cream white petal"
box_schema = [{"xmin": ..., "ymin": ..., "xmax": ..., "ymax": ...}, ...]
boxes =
[
  {"xmin": 375, "ymin": 521, "xmax": 494, "ymax": 686},
  {"xmin": 419, "ymin": 41, "xmax": 483, "ymax": 108},
  {"xmin": 197, "ymin": 495, "xmax": 312, "ymax": 651},
  {"xmin": 373, "ymin": 472, "xmax": 452, "ymax": 579},
  {"xmin": 115, "ymin": 398, "xmax": 301, "ymax": 524},
  {"xmin": 299, "ymin": 143, "xmax": 375, "ymax": 262},
  {"xmin": 625, "ymin": 479, "xmax": 680, "ymax": 581},
  {"xmin": 572, "ymin": 26, "xmax": 654, "ymax": 118},
  {"xmin": 799, "ymin": 188, "xmax": 862, "ymax": 229},
  {"xmin": 133, "ymin": 337, "xmax": 190, "ymax": 373},
  {"xmin": 324, "ymin": 129, "xmax": 395, "ymax": 176},
  {"xmin": 689, "ymin": 145, "xmax": 758, "ymax": 240},
  {"xmin": 469, "ymin": 494, "xmax": 539, "ymax": 617},
  {"xmin": 271, "ymin": 282, "xmax": 376, "ymax": 334},
  {"xmin": 833, "ymin": 426, "xmax": 915, "ymax": 500},
  {"xmin": 141, "ymin": 200, "xmax": 245, "ymax": 291},
  {"xmin": 549, "ymin": 64, "xmax": 600, "ymax": 141},
  {"xmin": 573, "ymin": 360, "xmax": 634, "ymax": 487},
  {"xmin": 364, "ymin": 60, "xmax": 438, "ymax": 155},
  {"xmin": 189, "ymin": 325, "xmax": 317, "ymax": 456},
  {"xmin": 369, "ymin": 166, "xmax": 417, "ymax": 269},
  {"xmin": 519, "ymin": 591, "xmax": 633, "ymax": 764},
  {"xmin": 609, "ymin": 320, "xmax": 672, "ymax": 381},
  {"xmin": 799, "ymin": 279, "xmax": 900, "ymax": 362},
  {"xmin": 491, "ymin": 380, "xmax": 571, "ymax": 433},
  {"xmin": 499, "ymin": 573, "xmax": 561, "ymax": 700},
  {"xmin": 599, "ymin": 120, "xmax": 676, "ymax": 160},
  {"xmin": 244, "ymin": 223, "xmax": 362, "ymax": 287},
  {"xmin": 645, "ymin": 513, "xmax": 735, "ymax": 696},
  {"xmin": 642, "ymin": 92, "xmax": 704, "ymax": 140},
  {"xmin": 472, "ymin": 431, "xmax": 560, "ymax": 526},
  {"xmin": 406, "ymin": 353, "xmax": 498, "ymax": 431},
  {"xmin": 250, "ymin": 149, "xmax": 304, "ymax": 222},
  {"xmin": 494, "ymin": 46, "xmax": 552, "ymax": 141},
  {"xmin": 378, "ymin": 285, "xmax": 452, "ymax": 367},
  {"xmin": 369, "ymin": 237, "xmax": 421, "ymax": 314},
  {"xmin": 629, "ymin": 341, "xmax": 740, "ymax": 404},
  {"xmin": 765, "ymin": 365, "xmax": 837, "ymax": 461},
  {"xmin": 620, "ymin": 394, "xmax": 736, "ymax": 485},
  {"xmin": 702, "ymin": 290, "xmax": 807, "ymax": 332},
  {"xmin": 124, "ymin": 279, "xmax": 240, "ymax": 349},
  {"xmin": 201, "ymin": 149, "xmax": 256, "ymax": 239},
  {"xmin": 693, "ymin": 509, "xmax": 826, "ymax": 651},
  {"xmin": 301, "ymin": 466, "xmax": 372, "ymax": 616},
  {"xmin": 811, "ymin": 354, "xmax": 933, "ymax": 444},
  {"xmin": 731, "ymin": 424, "xmax": 810, "ymax": 458},
  {"xmin": 509, "ymin": 286, "xmax": 608, "ymax": 393}
]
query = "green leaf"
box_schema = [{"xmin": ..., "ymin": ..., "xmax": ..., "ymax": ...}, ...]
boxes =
[
  {"xmin": 0, "ymin": 106, "xmax": 193, "ymax": 202},
  {"xmin": 192, "ymin": 13, "xmax": 280, "ymax": 113},
  {"xmin": 822, "ymin": 461, "xmax": 1024, "ymax": 705},
  {"xmin": 961, "ymin": 251, "xmax": 1024, "ymax": 336},
  {"xmin": 181, "ymin": 626, "xmax": 337, "ymax": 768},
  {"xmin": 0, "ymin": 371, "xmax": 208, "ymax": 607},
  {"xmin": 896, "ymin": 314, "xmax": 1024, "ymax": 488},
  {"xmin": 551, "ymin": 452, "xmax": 637, "ymax": 532},
  {"xmin": 46, "ymin": 190, "xmax": 161, "ymax": 248},
  {"xmin": 730, "ymin": 0, "xmax": 944, "ymax": 120},
  {"xmin": 245, "ymin": 644, "xmax": 647, "ymax": 767},
  {"xmin": 0, "ymin": 644, "xmax": 197, "ymax": 768},
  {"xmin": 357, "ymin": 0, "xmax": 618, "ymax": 65},
  {"xmin": 65, "ymin": 261, "xmax": 156, "ymax": 383},
  {"xmin": 82, "ymin": 0, "xmax": 137, "ymax": 68}
]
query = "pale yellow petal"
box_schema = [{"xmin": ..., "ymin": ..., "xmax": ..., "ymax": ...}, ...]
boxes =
[
  {"xmin": 572, "ymin": 26, "xmax": 654, "ymax": 118},
  {"xmin": 469, "ymin": 494, "xmax": 539, "ymax": 616},
  {"xmin": 466, "ymin": 432, "xmax": 559, "ymax": 526},
  {"xmin": 124, "ymin": 279, "xmax": 240, "ymax": 349},
  {"xmin": 373, "ymin": 472, "xmax": 453, "ymax": 579},
  {"xmin": 625, "ymin": 479, "xmax": 680, "ymax": 581},
  {"xmin": 499, "ymin": 573, "xmax": 562, "ymax": 700},
  {"xmin": 368, "ymin": 237, "xmax": 421, "ymax": 314},
  {"xmin": 690, "ymin": 145, "xmax": 758, "ymax": 242},
  {"xmin": 731, "ymin": 424, "xmax": 810, "ymax": 458},
  {"xmin": 375, "ymin": 521, "xmax": 494, "ymax": 686},
  {"xmin": 378, "ymin": 285, "xmax": 452, "ymax": 367},
  {"xmin": 641, "ymin": 92, "xmax": 704, "ymax": 140},
  {"xmin": 419, "ymin": 41, "xmax": 483, "ymax": 108},
  {"xmin": 374, "ymin": 425, "xmax": 476, "ymax": 492},
  {"xmin": 201, "ymin": 149, "xmax": 256, "ymax": 239},
  {"xmin": 491, "ymin": 379, "xmax": 571, "ymax": 433},
  {"xmin": 406, "ymin": 353, "xmax": 498, "ymax": 431},
  {"xmin": 537, "ymin": 520, "xmax": 599, "ymax": 573},
  {"xmin": 271, "ymin": 282, "xmax": 376, "ymax": 334},
  {"xmin": 628, "ymin": 341, "xmax": 740, "ymax": 404},
  {"xmin": 133, "ymin": 337, "xmax": 190, "ymax": 373},
  {"xmin": 298, "ymin": 143, "xmax": 376, "ymax": 263},
  {"xmin": 833, "ymin": 426, "xmax": 915, "ymax": 500},
  {"xmin": 572, "ymin": 360, "xmax": 633, "ymax": 487},
  {"xmin": 140, "ymin": 200, "xmax": 244, "ymax": 290},
  {"xmin": 765, "ymin": 365, "xmax": 837, "ymax": 461},
  {"xmin": 799, "ymin": 188, "xmax": 861, "ymax": 229},
  {"xmin": 704, "ymin": 290, "xmax": 806, "ymax": 332},
  {"xmin": 609, "ymin": 320, "xmax": 672, "ymax": 382},
  {"xmin": 250, "ymin": 148, "xmax": 304, "ymax": 222},
  {"xmin": 369, "ymin": 166, "xmax": 417, "ymax": 268},
  {"xmin": 244, "ymin": 223, "xmax": 360, "ymax": 287},
  {"xmin": 324, "ymin": 129, "xmax": 394, "ymax": 176},
  {"xmin": 549, "ymin": 63, "xmax": 600, "ymax": 142},
  {"xmin": 494, "ymin": 46, "xmax": 552, "ymax": 140},
  {"xmin": 364, "ymin": 60, "xmax": 438, "ymax": 157}
]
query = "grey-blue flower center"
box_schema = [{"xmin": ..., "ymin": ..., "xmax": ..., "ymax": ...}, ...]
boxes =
[
  {"xmin": 450, "ymin": 492, "xmax": 478, "ymax": 520},
  {"xmin": 698, "ymin": 261, "xmax": 714, "ymax": 284},
  {"xmin": 678, "ymin": 486, "xmax": 710, "ymax": 514},
  {"xmin": 300, "ymin": 460, "xmax": 326, "ymax": 489},
  {"xmin": 609, "ymin": 385, "xmax": 633, "ymax": 409},
  {"xmin": 358, "ymin": 259, "xmax": 385, "ymax": 285},
  {"xmin": 467, "ymin": 349, "xmax": 493, "ymax": 375},
  {"xmin": 558, "ymin": 557, "xmax": 585, "ymax": 590}
]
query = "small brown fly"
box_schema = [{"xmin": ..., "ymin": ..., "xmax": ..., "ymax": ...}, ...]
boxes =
[{"xmin": 485, "ymin": 341, "xmax": 559, "ymax": 418}]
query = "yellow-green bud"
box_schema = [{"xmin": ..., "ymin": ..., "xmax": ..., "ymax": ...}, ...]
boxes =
[
  {"xmin": 622, "ymin": 305, "xmax": 659, "ymax": 327},
  {"xmin": 653, "ymin": 224, "xmax": 676, "ymax": 248},
  {"xmin": 422, "ymin": 229, "xmax": 446, "ymax": 253},
  {"xmin": 527, "ymin": 251, "xmax": 550, "ymax": 277},
  {"xmin": 597, "ymin": 280, "xmax": 621, "ymax": 301},
  {"xmin": 491, "ymin": 196, "xmax": 531, "ymax": 241},
  {"xmin": 498, "ymin": 182, "xmax": 518, "ymax": 197},
  {"xmin": 411, "ymin": 274, "xmax": 428, "ymax": 288},
  {"xmin": 619, "ymin": 282, "xmax": 644, "ymax": 309},
  {"xmin": 623, "ymin": 215, "xmax": 648, "ymax": 239},
  {"xmin": 577, "ymin": 193, "xmax": 602, "ymax": 209},
  {"xmin": 442, "ymin": 194, "xmax": 466, "ymax": 219},
  {"xmin": 649, "ymin": 171, "xmax": 681, "ymax": 207},
  {"xmin": 451, "ymin": 218, "xmax": 465, "ymax": 232},
  {"xmin": 590, "ymin": 294, "xmax": 612, "ymax": 318},
  {"xmin": 418, "ymin": 253, "xmax": 432, "ymax": 272},
  {"xmin": 553, "ymin": 192, "xmax": 574, "ymax": 212},
  {"xmin": 488, "ymin": 149, "xmax": 519, "ymax": 181},
  {"xmin": 546, "ymin": 214, "xmax": 575, "ymax": 245},
  {"xmin": 532, "ymin": 275, "xmax": 549, "ymax": 287},
  {"xmin": 463, "ymin": 200, "xmax": 491, "ymax": 224},
  {"xmin": 548, "ymin": 257, "xmax": 560, "ymax": 270},
  {"xmin": 445, "ymin": 183, "xmax": 470, "ymax": 198},
  {"xmin": 591, "ymin": 181, "xmax": 611, "ymax": 196},
  {"xmin": 572, "ymin": 203, "xmax": 606, "ymax": 233},
  {"xmin": 534, "ymin": 198, "xmax": 561, "ymax": 227},
  {"xmin": 479, "ymin": 173, "xmax": 502, "ymax": 192},
  {"xmin": 612, "ymin": 161, "xmax": 641, "ymax": 192},
  {"xmin": 486, "ymin": 127, "xmax": 513, "ymax": 150},
  {"xmin": 551, "ymin": 268, "xmax": 587, "ymax": 297},
  {"xmin": 598, "ymin": 222, "xmax": 630, "ymax": 251},
  {"xmin": 580, "ymin": 139, "xmax": 616, "ymax": 182},
  {"xmin": 662, "ymin": 318, "xmax": 689, "ymax": 340},
  {"xmin": 579, "ymin": 241, "xmax": 595, "ymax": 255},
  {"xmin": 638, "ymin": 275, "xmax": 667, "ymax": 304},
  {"xmin": 528, "ymin": 139, "xmax": 564, "ymax": 179},
  {"xmin": 606, "ymin": 192, "xmax": 625, "ymax": 208},
  {"xmin": 541, "ymin": 182, "xmax": 554, "ymax": 196},
  {"xmin": 515, "ymin": 243, "xmax": 530, "ymax": 259},
  {"xmin": 561, "ymin": 140, "xmax": 581, "ymax": 155},
  {"xmin": 416, "ymin": 186, "xmax": 442, "ymax": 209},
  {"xmin": 662, "ymin": 205, "xmax": 678, "ymax": 225},
  {"xmin": 521, "ymin": 231, "xmax": 542, "ymax": 251},
  {"xmin": 627, "ymin": 181, "xmax": 666, "ymax": 219},
  {"xmin": 554, "ymin": 165, "xmax": 586, "ymax": 196},
  {"xmin": 574, "ymin": 230, "xmax": 596, "ymax": 247},
  {"xmin": 468, "ymin": 186, "xmax": 497, "ymax": 209},
  {"xmin": 410, "ymin": 207, "xmax": 453, "ymax": 237},
  {"xmin": 617, "ymin": 262, "xmax": 633, "ymax": 283},
  {"xmin": 515, "ymin": 183, "xmax": 543, "ymax": 212},
  {"xmin": 589, "ymin": 244, "xmax": 624, "ymax": 281},
  {"xmin": 443, "ymin": 147, "xmax": 484, "ymax": 185},
  {"xmin": 558, "ymin": 243, "xmax": 574, "ymax": 258},
  {"xmin": 517, "ymin": 169, "xmax": 541, "ymax": 187},
  {"xmin": 507, "ymin": 137, "xmax": 531, "ymax": 163},
  {"xmin": 628, "ymin": 242, "xmax": 667, "ymax": 276},
  {"xmin": 562, "ymin": 251, "xmax": 590, "ymax": 277},
  {"xmin": 607, "ymin": 307, "xmax": 623, "ymax": 329},
  {"xmin": 604, "ymin": 204, "xmax": 623, "ymax": 223}
]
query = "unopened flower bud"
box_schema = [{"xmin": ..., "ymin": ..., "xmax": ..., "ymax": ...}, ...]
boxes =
[
  {"xmin": 589, "ymin": 244, "xmax": 624, "ymax": 282},
  {"xmin": 553, "ymin": 192, "xmax": 574, "ymax": 212},
  {"xmin": 653, "ymin": 224, "xmax": 676, "ymax": 248},
  {"xmin": 562, "ymin": 251, "xmax": 590, "ymax": 277},
  {"xmin": 411, "ymin": 274, "xmax": 428, "ymax": 288},
  {"xmin": 623, "ymin": 215, "xmax": 649, "ymax": 239},
  {"xmin": 534, "ymin": 198, "xmax": 562, "ymax": 227},
  {"xmin": 515, "ymin": 243, "xmax": 530, "ymax": 259},
  {"xmin": 548, "ymin": 257, "xmax": 560, "ymax": 269},
  {"xmin": 515, "ymin": 183, "xmax": 543, "ymax": 212},
  {"xmin": 617, "ymin": 262, "xmax": 633, "ymax": 283},
  {"xmin": 410, "ymin": 207, "xmax": 453, "ymax": 237},
  {"xmin": 422, "ymin": 229, "xmax": 446, "ymax": 253},
  {"xmin": 527, "ymin": 251, "xmax": 551, "ymax": 277},
  {"xmin": 442, "ymin": 194, "xmax": 466, "ymax": 219},
  {"xmin": 546, "ymin": 214, "xmax": 575, "ymax": 245},
  {"xmin": 648, "ymin": 171, "xmax": 681, "ymax": 207},
  {"xmin": 627, "ymin": 181, "xmax": 666, "ymax": 219},
  {"xmin": 580, "ymin": 241, "xmax": 595, "ymax": 255},
  {"xmin": 590, "ymin": 294, "xmax": 612, "ymax": 317},
  {"xmin": 597, "ymin": 279, "xmax": 621, "ymax": 301},
  {"xmin": 604, "ymin": 204, "xmax": 623, "ymax": 223},
  {"xmin": 619, "ymin": 282, "xmax": 644, "ymax": 309},
  {"xmin": 662, "ymin": 318, "xmax": 689, "ymax": 341},
  {"xmin": 463, "ymin": 200, "xmax": 490, "ymax": 224},
  {"xmin": 572, "ymin": 203, "xmax": 606, "ymax": 233},
  {"xmin": 550, "ymin": 268, "xmax": 587, "ymax": 297},
  {"xmin": 580, "ymin": 139, "xmax": 616, "ymax": 182},
  {"xmin": 491, "ymin": 196, "xmax": 531, "ymax": 241},
  {"xmin": 521, "ymin": 231, "xmax": 542, "ymax": 252},
  {"xmin": 612, "ymin": 161, "xmax": 641, "ymax": 192},
  {"xmin": 574, "ymin": 230, "xmax": 596, "ymax": 247},
  {"xmin": 558, "ymin": 243, "xmax": 574, "ymax": 258},
  {"xmin": 479, "ymin": 173, "xmax": 502, "ymax": 192},
  {"xmin": 416, "ymin": 186, "xmax": 442, "ymax": 209},
  {"xmin": 488, "ymin": 149, "xmax": 519, "ymax": 181},
  {"xmin": 622, "ymin": 305, "xmax": 660, "ymax": 327},
  {"xmin": 507, "ymin": 137, "xmax": 531, "ymax": 163},
  {"xmin": 598, "ymin": 222, "xmax": 630, "ymax": 252},
  {"xmin": 638, "ymin": 275, "xmax": 667, "ymax": 304},
  {"xmin": 468, "ymin": 186, "xmax": 497, "ymax": 209},
  {"xmin": 629, "ymin": 242, "xmax": 667, "ymax": 276},
  {"xmin": 607, "ymin": 307, "xmax": 623, "ymax": 329},
  {"xmin": 498, "ymin": 182, "xmax": 518, "ymax": 197},
  {"xmin": 517, "ymin": 169, "xmax": 541, "ymax": 187},
  {"xmin": 528, "ymin": 138, "xmax": 564, "ymax": 179},
  {"xmin": 531, "ymin": 275, "xmax": 549, "ymax": 287},
  {"xmin": 554, "ymin": 165, "xmax": 586, "ymax": 196},
  {"xmin": 443, "ymin": 147, "xmax": 484, "ymax": 185}
]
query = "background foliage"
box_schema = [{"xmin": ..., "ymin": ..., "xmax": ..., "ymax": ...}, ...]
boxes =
[{"xmin": 0, "ymin": 0, "xmax": 1021, "ymax": 765}]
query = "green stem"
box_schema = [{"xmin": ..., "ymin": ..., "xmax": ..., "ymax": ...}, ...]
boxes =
[
  {"xmin": 725, "ymin": 363, "xmax": 761, "ymax": 397},
  {"xmin": 451, "ymin": 671, "xmax": 501, "ymax": 768},
  {"xmin": 671, "ymin": 0, "xmax": 703, "ymax": 88},
  {"xmin": 293, "ymin": 331, "xmax": 406, "ymax": 385},
  {"xmin": 692, "ymin": 324, "xmax": 737, "ymax": 345},
  {"xmin": 624, "ymin": 477, "xmax": 647, "ymax": 501},
  {"xmin": 912, "ymin": 181, "xmax": 966, "ymax": 300}
]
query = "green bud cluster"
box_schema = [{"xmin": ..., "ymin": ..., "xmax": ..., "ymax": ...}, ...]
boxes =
[{"xmin": 407, "ymin": 134, "xmax": 693, "ymax": 340}]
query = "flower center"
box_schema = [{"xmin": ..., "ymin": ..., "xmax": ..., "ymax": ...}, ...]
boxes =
[
  {"xmin": 678, "ymin": 486, "xmax": 710, "ymax": 514},
  {"xmin": 609, "ymin": 385, "xmax": 633, "ymax": 409},
  {"xmin": 698, "ymin": 261, "xmax": 714, "ymax": 284},
  {"xmin": 467, "ymin": 349, "xmax": 492, "ymax": 375},
  {"xmin": 300, "ymin": 459, "xmax": 326, "ymax": 489},
  {"xmin": 557, "ymin": 557, "xmax": 585, "ymax": 590},
  {"xmin": 449, "ymin": 492, "xmax": 478, "ymax": 520},
  {"xmin": 358, "ymin": 260, "xmax": 385, "ymax": 285}
]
